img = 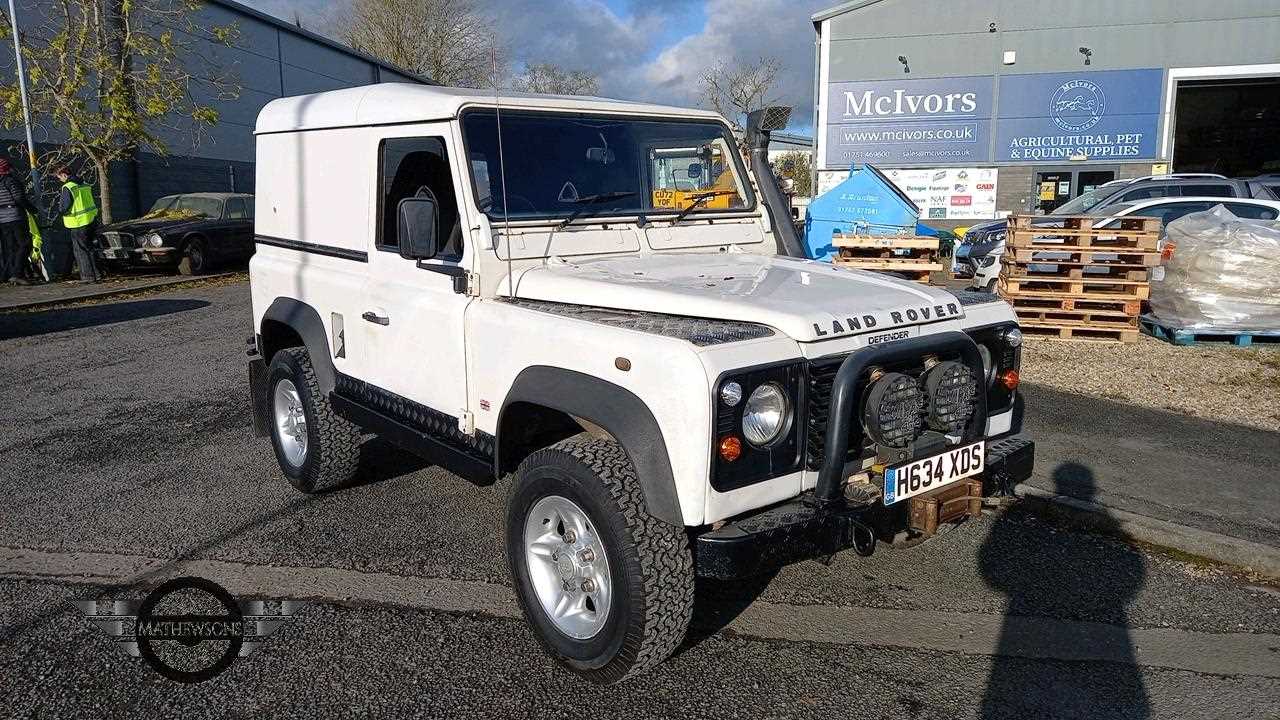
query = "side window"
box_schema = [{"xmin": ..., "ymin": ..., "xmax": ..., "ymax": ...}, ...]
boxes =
[
  {"xmin": 1224, "ymin": 203, "xmax": 1279, "ymax": 220},
  {"xmin": 1119, "ymin": 186, "xmax": 1169, "ymax": 202},
  {"xmin": 378, "ymin": 136, "xmax": 462, "ymax": 260},
  {"xmin": 226, "ymin": 197, "xmax": 248, "ymax": 219},
  {"xmin": 1143, "ymin": 201, "xmax": 1214, "ymax": 225},
  {"xmin": 1178, "ymin": 184, "xmax": 1235, "ymax": 197}
]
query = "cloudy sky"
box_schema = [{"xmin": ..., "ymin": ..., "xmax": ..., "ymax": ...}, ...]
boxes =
[{"xmin": 244, "ymin": 0, "xmax": 833, "ymax": 132}]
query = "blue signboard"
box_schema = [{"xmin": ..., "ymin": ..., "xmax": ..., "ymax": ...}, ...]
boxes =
[
  {"xmin": 823, "ymin": 75, "xmax": 995, "ymax": 167},
  {"xmin": 995, "ymin": 69, "xmax": 1163, "ymax": 162}
]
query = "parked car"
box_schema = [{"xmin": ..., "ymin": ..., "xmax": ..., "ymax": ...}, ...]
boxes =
[
  {"xmin": 968, "ymin": 196, "xmax": 1280, "ymax": 290},
  {"xmin": 96, "ymin": 192, "xmax": 254, "ymax": 275},
  {"xmin": 957, "ymin": 174, "xmax": 1280, "ymax": 288}
]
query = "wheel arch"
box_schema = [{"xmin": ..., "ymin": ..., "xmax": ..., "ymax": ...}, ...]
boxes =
[
  {"xmin": 259, "ymin": 297, "xmax": 337, "ymax": 394},
  {"xmin": 497, "ymin": 366, "xmax": 683, "ymax": 527}
]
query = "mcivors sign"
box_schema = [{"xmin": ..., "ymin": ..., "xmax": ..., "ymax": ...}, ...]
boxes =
[
  {"xmin": 995, "ymin": 69, "xmax": 1162, "ymax": 162},
  {"xmin": 820, "ymin": 68, "xmax": 1164, "ymax": 167},
  {"xmin": 823, "ymin": 76, "xmax": 995, "ymax": 167}
]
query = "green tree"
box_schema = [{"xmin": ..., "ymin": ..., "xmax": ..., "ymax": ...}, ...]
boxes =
[
  {"xmin": 774, "ymin": 150, "xmax": 813, "ymax": 197},
  {"xmin": 0, "ymin": 0, "xmax": 240, "ymax": 222}
]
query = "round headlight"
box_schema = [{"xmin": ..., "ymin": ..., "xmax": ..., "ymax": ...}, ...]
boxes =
[
  {"xmin": 1002, "ymin": 327, "xmax": 1023, "ymax": 348},
  {"xmin": 742, "ymin": 383, "xmax": 790, "ymax": 447},
  {"xmin": 720, "ymin": 381, "xmax": 743, "ymax": 408},
  {"xmin": 923, "ymin": 360, "xmax": 978, "ymax": 434},
  {"xmin": 861, "ymin": 372, "xmax": 925, "ymax": 448},
  {"xmin": 146, "ymin": 233, "xmax": 164, "ymax": 247}
]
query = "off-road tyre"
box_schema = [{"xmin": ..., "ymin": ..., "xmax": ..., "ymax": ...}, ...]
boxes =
[
  {"xmin": 506, "ymin": 435, "xmax": 694, "ymax": 684},
  {"xmin": 266, "ymin": 347, "xmax": 361, "ymax": 493}
]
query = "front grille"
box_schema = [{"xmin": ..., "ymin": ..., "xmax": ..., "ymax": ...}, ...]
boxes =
[
  {"xmin": 102, "ymin": 232, "xmax": 136, "ymax": 249},
  {"xmin": 805, "ymin": 356, "xmax": 848, "ymax": 469}
]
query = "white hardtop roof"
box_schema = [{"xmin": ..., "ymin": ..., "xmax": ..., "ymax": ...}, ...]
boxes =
[{"xmin": 255, "ymin": 83, "xmax": 728, "ymax": 134}]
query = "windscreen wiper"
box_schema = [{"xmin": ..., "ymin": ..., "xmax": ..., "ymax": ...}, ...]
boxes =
[
  {"xmin": 555, "ymin": 191, "xmax": 637, "ymax": 230},
  {"xmin": 671, "ymin": 190, "xmax": 730, "ymax": 224}
]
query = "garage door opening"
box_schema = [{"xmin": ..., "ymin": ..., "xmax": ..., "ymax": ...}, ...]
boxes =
[{"xmin": 1173, "ymin": 77, "xmax": 1280, "ymax": 177}]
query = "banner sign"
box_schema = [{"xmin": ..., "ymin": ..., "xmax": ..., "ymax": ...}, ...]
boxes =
[
  {"xmin": 820, "ymin": 68, "xmax": 1164, "ymax": 166},
  {"xmin": 994, "ymin": 68, "xmax": 1163, "ymax": 162},
  {"xmin": 823, "ymin": 76, "xmax": 995, "ymax": 167},
  {"xmin": 883, "ymin": 167, "xmax": 998, "ymax": 220}
]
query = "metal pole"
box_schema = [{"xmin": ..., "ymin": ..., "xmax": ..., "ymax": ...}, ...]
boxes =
[{"xmin": 7, "ymin": 0, "xmax": 41, "ymax": 207}]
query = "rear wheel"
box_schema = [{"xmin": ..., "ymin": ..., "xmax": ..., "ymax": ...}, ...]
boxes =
[
  {"xmin": 266, "ymin": 347, "xmax": 361, "ymax": 492},
  {"xmin": 506, "ymin": 436, "xmax": 693, "ymax": 684}
]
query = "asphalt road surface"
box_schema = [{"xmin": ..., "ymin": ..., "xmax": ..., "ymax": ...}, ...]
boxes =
[{"xmin": 2, "ymin": 281, "xmax": 1277, "ymax": 719}]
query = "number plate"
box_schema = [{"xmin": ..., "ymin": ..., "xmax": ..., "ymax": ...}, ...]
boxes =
[
  {"xmin": 99, "ymin": 248, "xmax": 128, "ymax": 259},
  {"xmin": 883, "ymin": 441, "xmax": 985, "ymax": 505}
]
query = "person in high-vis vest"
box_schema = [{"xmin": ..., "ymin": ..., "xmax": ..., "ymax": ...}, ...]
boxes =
[{"xmin": 55, "ymin": 167, "xmax": 101, "ymax": 282}]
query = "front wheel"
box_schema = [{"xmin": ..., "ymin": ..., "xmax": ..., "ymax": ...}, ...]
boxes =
[
  {"xmin": 177, "ymin": 237, "xmax": 210, "ymax": 276},
  {"xmin": 506, "ymin": 436, "xmax": 694, "ymax": 684}
]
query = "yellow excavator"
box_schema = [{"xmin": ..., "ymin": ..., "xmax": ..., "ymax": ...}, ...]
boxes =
[{"xmin": 650, "ymin": 144, "xmax": 739, "ymax": 211}]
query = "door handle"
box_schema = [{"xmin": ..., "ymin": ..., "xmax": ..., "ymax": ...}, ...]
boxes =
[{"xmin": 361, "ymin": 311, "xmax": 390, "ymax": 326}]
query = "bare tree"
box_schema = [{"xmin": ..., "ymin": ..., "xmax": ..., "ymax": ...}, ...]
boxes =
[
  {"xmin": 342, "ymin": 0, "xmax": 507, "ymax": 88},
  {"xmin": 698, "ymin": 56, "xmax": 784, "ymax": 131},
  {"xmin": 511, "ymin": 63, "xmax": 599, "ymax": 96}
]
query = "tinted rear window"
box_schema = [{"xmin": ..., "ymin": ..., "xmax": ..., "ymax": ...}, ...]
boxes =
[
  {"xmin": 1225, "ymin": 203, "xmax": 1279, "ymax": 220},
  {"xmin": 1178, "ymin": 184, "xmax": 1235, "ymax": 197}
]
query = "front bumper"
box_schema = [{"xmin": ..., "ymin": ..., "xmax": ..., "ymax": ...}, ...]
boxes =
[
  {"xmin": 95, "ymin": 246, "xmax": 177, "ymax": 265},
  {"xmin": 695, "ymin": 330, "xmax": 1030, "ymax": 579},
  {"xmin": 694, "ymin": 436, "xmax": 1035, "ymax": 578}
]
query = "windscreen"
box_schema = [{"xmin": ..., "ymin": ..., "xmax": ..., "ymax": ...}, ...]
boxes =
[{"xmin": 462, "ymin": 109, "xmax": 753, "ymax": 221}]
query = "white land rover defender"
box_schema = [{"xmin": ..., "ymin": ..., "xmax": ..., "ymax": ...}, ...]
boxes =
[{"xmin": 247, "ymin": 84, "xmax": 1034, "ymax": 683}]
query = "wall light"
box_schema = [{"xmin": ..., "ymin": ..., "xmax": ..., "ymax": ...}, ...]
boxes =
[{"xmin": 1078, "ymin": 46, "xmax": 1092, "ymax": 66}]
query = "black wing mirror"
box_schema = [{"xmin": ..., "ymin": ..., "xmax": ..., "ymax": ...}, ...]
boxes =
[{"xmin": 397, "ymin": 195, "xmax": 439, "ymax": 260}]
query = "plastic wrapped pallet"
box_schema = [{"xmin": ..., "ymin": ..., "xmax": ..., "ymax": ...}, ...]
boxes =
[{"xmin": 1149, "ymin": 205, "xmax": 1280, "ymax": 331}]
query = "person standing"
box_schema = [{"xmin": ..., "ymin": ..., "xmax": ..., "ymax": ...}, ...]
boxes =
[
  {"xmin": 55, "ymin": 167, "xmax": 101, "ymax": 283},
  {"xmin": 0, "ymin": 157, "xmax": 36, "ymax": 285}
]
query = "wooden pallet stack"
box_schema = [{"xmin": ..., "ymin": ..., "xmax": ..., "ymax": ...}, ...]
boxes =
[
  {"xmin": 997, "ymin": 215, "xmax": 1162, "ymax": 343},
  {"xmin": 831, "ymin": 234, "xmax": 943, "ymax": 283}
]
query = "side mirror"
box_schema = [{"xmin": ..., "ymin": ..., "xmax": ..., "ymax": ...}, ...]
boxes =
[
  {"xmin": 397, "ymin": 195, "xmax": 439, "ymax": 260},
  {"xmin": 685, "ymin": 162, "xmax": 703, "ymax": 179}
]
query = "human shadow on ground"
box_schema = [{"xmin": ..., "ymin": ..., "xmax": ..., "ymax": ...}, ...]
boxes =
[{"xmin": 979, "ymin": 462, "xmax": 1150, "ymax": 719}]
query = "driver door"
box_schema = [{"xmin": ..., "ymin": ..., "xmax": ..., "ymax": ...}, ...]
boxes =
[{"xmin": 360, "ymin": 127, "xmax": 471, "ymax": 425}]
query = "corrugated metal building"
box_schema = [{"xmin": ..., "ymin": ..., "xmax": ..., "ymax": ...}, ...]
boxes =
[
  {"xmin": 812, "ymin": 0, "xmax": 1280, "ymax": 224},
  {"xmin": 2, "ymin": 0, "xmax": 427, "ymax": 217}
]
